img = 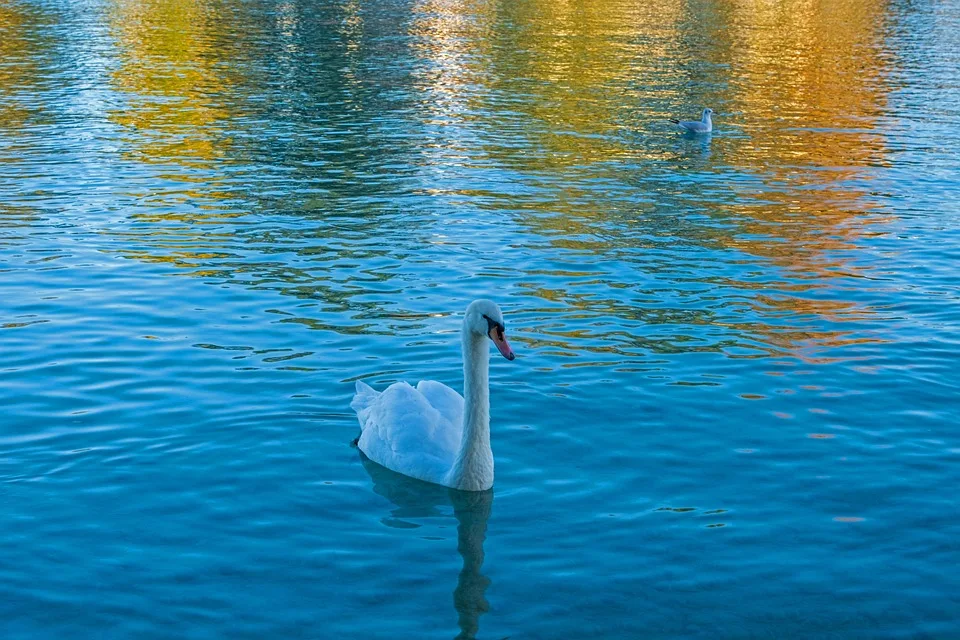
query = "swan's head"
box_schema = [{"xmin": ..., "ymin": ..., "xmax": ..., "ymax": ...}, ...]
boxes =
[
  {"xmin": 702, "ymin": 108, "xmax": 713, "ymax": 118},
  {"xmin": 464, "ymin": 299, "xmax": 515, "ymax": 361}
]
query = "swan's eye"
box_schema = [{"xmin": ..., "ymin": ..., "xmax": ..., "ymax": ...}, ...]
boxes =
[{"xmin": 482, "ymin": 314, "xmax": 505, "ymax": 339}]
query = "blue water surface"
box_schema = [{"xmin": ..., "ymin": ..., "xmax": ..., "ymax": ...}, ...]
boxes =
[{"xmin": 1, "ymin": 0, "xmax": 958, "ymax": 638}]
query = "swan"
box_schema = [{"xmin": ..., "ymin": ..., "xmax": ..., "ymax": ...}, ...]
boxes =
[
  {"xmin": 670, "ymin": 107, "xmax": 713, "ymax": 133},
  {"xmin": 351, "ymin": 299, "xmax": 515, "ymax": 491}
]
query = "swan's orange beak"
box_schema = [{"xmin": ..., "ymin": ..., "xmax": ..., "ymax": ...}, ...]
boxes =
[{"xmin": 489, "ymin": 326, "xmax": 515, "ymax": 361}]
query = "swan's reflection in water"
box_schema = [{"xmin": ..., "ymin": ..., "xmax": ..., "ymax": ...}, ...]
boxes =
[{"xmin": 360, "ymin": 455, "xmax": 493, "ymax": 640}]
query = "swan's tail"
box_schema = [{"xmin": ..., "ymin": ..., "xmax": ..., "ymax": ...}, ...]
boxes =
[
  {"xmin": 350, "ymin": 380, "xmax": 379, "ymax": 430},
  {"xmin": 669, "ymin": 118, "xmax": 680, "ymax": 124}
]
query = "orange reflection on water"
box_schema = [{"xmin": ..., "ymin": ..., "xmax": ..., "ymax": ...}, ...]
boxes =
[
  {"xmin": 402, "ymin": 0, "xmax": 898, "ymax": 357},
  {"xmin": 705, "ymin": 0, "xmax": 895, "ymax": 351},
  {"xmin": 720, "ymin": 0, "xmax": 892, "ymax": 218},
  {"xmin": 89, "ymin": 0, "xmax": 901, "ymax": 360}
]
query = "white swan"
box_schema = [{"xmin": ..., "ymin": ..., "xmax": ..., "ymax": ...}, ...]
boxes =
[
  {"xmin": 351, "ymin": 300, "xmax": 515, "ymax": 491},
  {"xmin": 670, "ymin": 107, "xmax": 714, "ymax": 133}
]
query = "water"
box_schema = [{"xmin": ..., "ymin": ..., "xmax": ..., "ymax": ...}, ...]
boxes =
[{"xmin": 2, "ymin": 0, "xmax": 958, "ymax": 637}]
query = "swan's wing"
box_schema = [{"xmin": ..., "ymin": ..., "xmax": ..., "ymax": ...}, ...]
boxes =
[
  {"xmin": 352, "ymin": 380, "xmax": 380, "ymax": 421},
  {"xmin": 415, "ymin": 380, "xmax": 464, "ymax": 458},
  {"xmin": 355, "ymin": 381, "xmax": 458, "ymax": 485},
  {"xmin": 415, "ymin": 380, "xmax": 464, "ymax": 428}
]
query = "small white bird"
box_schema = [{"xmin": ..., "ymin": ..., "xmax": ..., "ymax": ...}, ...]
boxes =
[{"xmin": 670, "ymin": 108, "xmax": 713, "ymax": 133}]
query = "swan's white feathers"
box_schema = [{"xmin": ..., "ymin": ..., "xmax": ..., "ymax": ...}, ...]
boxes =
[
  {"xmin": 350, "ymin": 299, "xmax": 510, "ymax": 490},
  {"xmin": 416, "ymin": 380, "xmax": 464, "ymax": 430},
  {"xmin": 354, "ymin": 380, "xmax": 464, "ymax": 485},
  {"xmin": 351, "ymin": 380, "xmax": 378, "ymax": 417}
]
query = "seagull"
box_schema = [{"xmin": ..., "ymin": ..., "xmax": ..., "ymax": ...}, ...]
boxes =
[{"xmin": 670, "ymin": 108, "xmax": 713, "ymax": 133}]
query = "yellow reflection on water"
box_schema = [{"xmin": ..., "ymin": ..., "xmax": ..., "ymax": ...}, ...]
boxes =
[
  {"xmin": 413, "ymin": 0, "xmax": 893, "ymax": 352},
  {"xmin": 721, "ymin": 0, "xmax": 891, "ymax": 219},
  {"xmin": 108, "ymin": 0, "xmax": 232, "ymax": 167},
  {"xmin": 105, "ymin": 0, "xmax": 250, "ymax": 271},
  {"xmin": 710, "ymin": 0, "xmax": 894, "ymax": 347},
  {"xmin": 95, "ymin": 0, "xmax": 896, "ymax": 357},
  {"xmin": 0, "ymin": 3, "xmax": 47, "ymax": 133},
  {"xmin": 490, "ymin": 0, "xmax": 678, "ymax": 163}
]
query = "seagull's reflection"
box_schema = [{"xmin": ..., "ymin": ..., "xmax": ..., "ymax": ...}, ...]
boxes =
[
  {"xmin": 360, "ymin": 455, "xmax": 493, "ymax": 640},
  {"xmin": 678, "ymin": 130, "xmax": 713, "ymax": 158}
]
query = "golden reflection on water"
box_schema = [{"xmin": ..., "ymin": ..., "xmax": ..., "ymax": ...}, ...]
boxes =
[
  {"xmin": 108, "ymin": 0, "xmax": 232, "ymax": 167},
  {"xmin": 83, "ymin": 0, "xmax": 899, "ymax": 358},
  {"xmin": 719, "ymin": 0, "xmax": 892, "ymax": 240},
  {"xmin": 105, "ymin": 0, "xmax": 251, "ymax": 273},
  {"xmin": 485, "ymin": 0, "xmax": 682, "ymax": 168},
  {"xmin": 428, "ymin": 0, "xmax": 893, "ymax": 354},
  {"xmin": 0, "ymin": 3, "xmax": 49, "ymax": 242},
  {"xmin": 708, "ymin": 0, "xmax": 893, "ymax": 351},
  {"xmin": 0, "ymin": 2, "xmax": 50, "ymax": 134}
]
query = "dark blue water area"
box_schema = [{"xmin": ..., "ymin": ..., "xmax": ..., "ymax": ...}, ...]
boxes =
[{"xmin": 1, "ymin": 0, "xmax": 958, "ymax": 638}]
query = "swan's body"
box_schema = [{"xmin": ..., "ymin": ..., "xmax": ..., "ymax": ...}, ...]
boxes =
[
  {"xmin": 351, "ymin": 300, "xmax": 515, "ymax": 491},
  {"xmin": 671, "ymin": 108, "xmax": 713, "ymax": 133}
]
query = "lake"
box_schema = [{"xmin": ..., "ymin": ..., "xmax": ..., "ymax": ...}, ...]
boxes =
[{"xmin": 1, "ymin": 0, "xmax": 958, "ymax": 638}]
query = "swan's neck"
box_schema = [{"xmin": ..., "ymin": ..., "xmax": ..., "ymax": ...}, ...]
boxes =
[
  {"xmin": 448, "ymin": 329, "xmax": 493, "ymax": 491},
  {"xmin": 703, "ymin": 112, "xmax": 712, "ymax": 125}
]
